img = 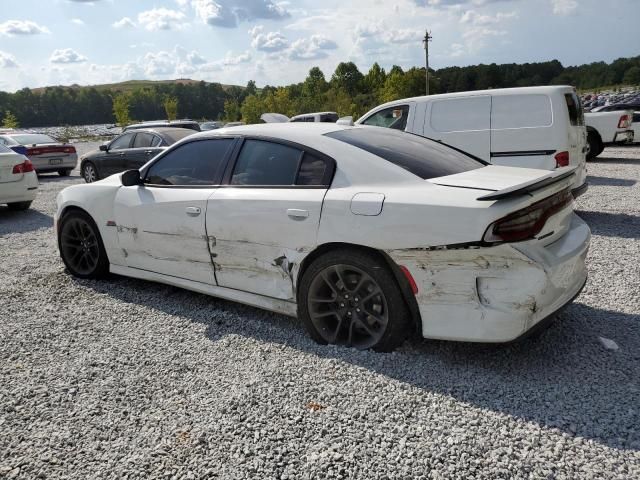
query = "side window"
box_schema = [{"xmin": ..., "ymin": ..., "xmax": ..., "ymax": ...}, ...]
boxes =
[
  {"xmin": 231, "ymin": 140, "xmax": 302, "ymax": 186},
  {"xmin": 110, "ymin": 133, "xmax": 134, "ymax": 150},
  {"xmin": 0, "ymin": 137, "xmax": 7, "ymax": 146},
  {"xmin": 491, "ymin": 94, "xmax": 553, "ymax": 129},
  {"xmin": 133, "ymin": 132, "xmax": 154, "ymax": 148},
  {"xmin": 430, "ymin": 96, "xmax": 491, "ymax": 132},
  {"xmin": 362, "ymin": 105, "xmax": 410, "ymax": 130},
  {"xmin": 151, "ymin": 135, "xmax": 163, "ymax": 147},
  {"xmin": 145, "ymin": 139, "xmax": 233, "ymax": 186},
  {"xmin": 297, "ymin": 153, "xmax": 327, "ymax": 186}
]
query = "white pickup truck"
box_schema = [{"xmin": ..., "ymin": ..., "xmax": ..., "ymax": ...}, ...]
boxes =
[{"xmin": 585, "ymin": 110, "xmax": 634, "ymax": 159}]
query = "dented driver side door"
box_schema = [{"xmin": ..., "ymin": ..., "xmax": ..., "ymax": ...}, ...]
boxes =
[{"xmin": 206, "ymin": 138, "xmax": 332, "ymax": 301}]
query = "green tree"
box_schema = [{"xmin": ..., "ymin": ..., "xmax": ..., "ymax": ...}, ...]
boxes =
[
  {"xmin": 223, "ymin": 99, "xmax": 241, "ymax": 122},
  {"xmin": 245, "ymin": 80, "xmax": 257, "ymax": 97},
  {"xmin": 2, "ymin": 110, "xmax": 19, "ymax": 128},
  {"xmin": 331, "ymin": 62, "xmax": 364, "ymax": 97},
  {"xmin": 112, "ymin": 93, "xmax": 131, "ymax": 126},
  {"xmin": 164, "ymin": 96, "xmax": 179, "ymax": 120},
  {"xmin": 623, "ymin": 66, "xmax": 640, "ymax": 85},
  {"xmin": 240, "ymin": 94, "xmax": 264, "ymax": 124}
]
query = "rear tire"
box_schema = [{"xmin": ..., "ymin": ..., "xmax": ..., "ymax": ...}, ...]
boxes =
[
  {"xmin": 7, "ymin": 201, "xmax": 32, "ymax": 211},
  {"xmin": 298, "ymin": 248, "xmax": 411, "ymax": 352},
  {"xmin": 82, "ymin": 162, "xmax": 98, "ymax": 183},
  {"xmin": 58, "ymin": 210, "xmax": 109, "ymax": 279},
  {"xmin": 586, "ymin": 130, "xmax": 604, "ymax": 160},
  {"xmin": 58, "ymin": 169, "xmax": 72, "ymax": 177}
]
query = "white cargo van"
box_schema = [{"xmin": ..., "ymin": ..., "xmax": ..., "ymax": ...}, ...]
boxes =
[{"xmin": 356, "ymin": 86, "xmax": 588, "ymax": 197}]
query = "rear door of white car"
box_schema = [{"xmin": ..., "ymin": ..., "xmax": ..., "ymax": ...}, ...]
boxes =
[
  {"xmin": 113, "ymin": 138, "xmax": 235, "ymax": 284},
  {"xmin": 206, "ymin": 138, "xmax": 334, "ymax": 301}
]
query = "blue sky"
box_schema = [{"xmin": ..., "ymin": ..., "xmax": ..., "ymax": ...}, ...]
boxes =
[{"xmin": 0, "ymin": 0, "xmax": 637, "ymax": 92}]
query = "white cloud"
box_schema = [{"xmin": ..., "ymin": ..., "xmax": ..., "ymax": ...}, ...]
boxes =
[
  {"xmin": 0, "ymin": 20, "xmax": 50, "ymax": 36},
  {"xmin": 113, "ymin": 17, "xmax": 136, "ymax": 29},
  {"xmin": 551, "ymin": 0, "xmax": 578, "ymax": 15},
  {"xmin": 0, "ymin": 51, "xmax": 19, "ymax": 68},
  {"xmin": 184, "ymin": 0, "xmax": 290, "ymax": 28},
  {"xmin": 460, "ymin": 10, "xmax": 517, "ymax": 25},
  {"xmin": 249, "ymin": 25, "xmax": 288, "ymax": 52},
  {"xmin": 223, "ymin": 50, "xmax": 252, "ymax": 65},
  {"xmin": 71, "ymin": 18, "xmax": 85, "ymax": 26},
  {"xmin": 50, "ymin": 48, "xmax": 88, "ymax": 64},
  {"xmin": 288, "ymin": 35, "xmax": 337, "ymax": 61},
  {"xmin": 138, "ymin": 8, "xmax": 187, "ymax": 31}
]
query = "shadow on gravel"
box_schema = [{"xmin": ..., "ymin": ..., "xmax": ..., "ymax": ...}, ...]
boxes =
[
  {"xmin": 589, "ymin": 157, "xmax": 640, "ymax": 166},
  {"xmin": 587, "ymin": 175, "xmax": 637, "ymax": 187},
  {"xmin": 37, "ymin": 173, "xmax": 82, "ymax": 183},
  {"xmin": 82, "ymin": 274, "xmax": 640, "ymax": 452},
  {"xmin": 0, "ymin": 207, "xmax": 53, "ymax": 235},
  {"xmin": 576, "ymin": 210, "xmax": 640, "ymax": 239}
]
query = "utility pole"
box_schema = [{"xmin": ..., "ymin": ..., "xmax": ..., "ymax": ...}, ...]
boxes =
[{"xmin": 423, "ymin": 30, "xmax": 432, "ymax": 95}]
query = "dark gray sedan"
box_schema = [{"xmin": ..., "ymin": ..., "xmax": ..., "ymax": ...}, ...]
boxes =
[{"xmin": 79, "ymin": 128, "xmax": 195, "ymax": 183}]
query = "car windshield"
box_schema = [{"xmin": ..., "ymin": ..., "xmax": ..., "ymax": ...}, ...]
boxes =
[
  {"xmin": 325, "ymin": 127, "xmax": 485, "ymax": 180},
  {"xmin": 11, "ymin": 134, "xmax": 57, "ymax": 145}
]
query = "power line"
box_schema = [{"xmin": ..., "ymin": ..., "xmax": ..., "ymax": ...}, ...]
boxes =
[{"xmin": 423, "ymin": 30, "xmax": 433, "ymax": 96}]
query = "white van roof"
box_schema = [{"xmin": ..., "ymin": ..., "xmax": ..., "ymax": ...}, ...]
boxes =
[{"xmin": 373, "ymin": 85, "xmax": 576, "ymax": 109}]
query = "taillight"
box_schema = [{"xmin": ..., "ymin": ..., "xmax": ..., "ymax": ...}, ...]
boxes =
[
  {"xmin": 26, "ymin": 148, "xmax": 42, "ymax": 156},
  {"xmin": 555, "ymin": 151, "xmax": 569, "ymax": 167},
  {"xmin": 12, "ymin": 159, "xmax": 35, "ymax": 174},
  {"xmin": 399, "ymin": 266, "xmax": 418, "ymax": 295},
  {"xmin": 63, "ymin": 146, "xmax": 76, "ymax": 154},
  {"xmin": 483, "ymin": 189, "xmax": 573, "ymax": 243},
  {"xmin": 618, "ymin": 114, "xmax": 630, "ymax": 129}
]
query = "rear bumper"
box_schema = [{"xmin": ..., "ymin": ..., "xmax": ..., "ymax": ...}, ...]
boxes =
[
  {"xmin": 0, "ymin": 172, "xmax": 38, "ymax": 204},
  {"xmin": 610, "ymin": 130, "xmax": 634, "ymax": 144},
  {"xmin": 31, "ymin": 154, "xmax": 78, "ymax": 172},
  {"xmin": 388, "ymin": 214, "xmax": 590, "ymax": 342},
  {"xmin": 571, "ymin": 181, "xmax": 588, "ymax": 199}
]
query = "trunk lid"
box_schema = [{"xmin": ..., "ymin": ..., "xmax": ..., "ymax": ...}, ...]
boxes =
[{"xmin": 0, "ymin": 151, "xmax": 25, "ymax": 183}]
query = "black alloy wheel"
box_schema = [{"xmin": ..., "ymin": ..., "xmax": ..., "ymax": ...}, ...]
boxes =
[
  {"xmin": 58, "ymin": 211, "xmax": 109, "ymax": 278},
  {"xmin": 299, "ymin": 249, "xmax": 411, "ymax": 351}
]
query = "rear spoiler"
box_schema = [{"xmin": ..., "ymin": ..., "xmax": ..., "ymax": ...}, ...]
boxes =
[{"xmin": 476, "ymin": 167, "xmax": 576, "ymax": 201}]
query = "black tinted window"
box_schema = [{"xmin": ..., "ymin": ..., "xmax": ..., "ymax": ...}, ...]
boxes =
[
  {"xmin": 231, "ymin": 140, "xmax": 302, "ymax": 186},
  {"xmin": 565, "ymin": 93, "xmax": 584, "ymax": 126},
  {"xmin": 361, "ymin": 105, "xmax": 410, "ymax": 130},
  {"xmin": 133, "ymin": 132, "xmax": 154, "ymax": 148},
  {"xmin": 325, "ymin": 128, "xmax": 484, "ymax": 180},
  {"xmin": 110, "ymin": 133, "xmax": 134, "ymax": 150},
  {"xmin": 297, "ymin": 153, "xmax": 327, "ymax": 186},
  {"xmin": 320, "ymin": 113, "xmax": 339, "ymax": 122},
  {"xmin": 145, "ymin": 139, "xmax": 233, "ymax": 186}
]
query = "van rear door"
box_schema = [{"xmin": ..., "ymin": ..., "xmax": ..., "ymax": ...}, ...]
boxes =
[
  {"xmin": 564, "ymin": 90, "xmax": 588, "ymax": 188},
  {"xmin": 426, "ymin": 96, "xmax": 491, "ymax": 161},
  {"xmin": 490, "ymin": 93, "xmax": 556, "ymax": 170}
]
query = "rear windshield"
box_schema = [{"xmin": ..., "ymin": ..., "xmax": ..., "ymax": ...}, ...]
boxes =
[
  {"xmin": 10, "ymin": 134, "xmax": 57, "ymax": 145},
  {"xmin": 0, "ymin": 143, "xmax": 12, "ymax": 153},
  {"xmin": 565, "ymin": 93, "xmax": 585, "ymax": 126},
  {"xmin": 164, "ymin": 129, "xmax": 197, "ymax": 144},
  {"xmin": 325, "ymin": 128, "xmax": 484, "ymax": 180}
]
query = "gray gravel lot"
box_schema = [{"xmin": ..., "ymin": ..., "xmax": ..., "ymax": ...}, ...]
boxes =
[{"xmin": 1, "ymin": 144, "xmax": 639, "ymax": 479}]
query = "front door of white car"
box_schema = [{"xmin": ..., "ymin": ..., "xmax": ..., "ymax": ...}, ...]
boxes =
[
  {"xmin": 206, "ymin": 138, "xmax": 333, "ymax": 300},
  {"xmin": 113, "ymin": 138, "xmax": 235, "ymax": 284}
]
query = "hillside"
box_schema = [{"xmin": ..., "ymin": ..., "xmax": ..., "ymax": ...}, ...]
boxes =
[{"xmin": 30, "ymin": 78, "xmax": 243, "ymax": 94}]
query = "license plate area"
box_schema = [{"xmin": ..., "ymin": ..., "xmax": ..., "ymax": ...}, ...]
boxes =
[{"xmin": 49, "ymin": 158, "xmax": 63, "ymax": 165}]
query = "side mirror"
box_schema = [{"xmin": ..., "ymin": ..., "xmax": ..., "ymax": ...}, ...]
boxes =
[
  {"xmin": 121, "ymin": 169, "xmax": 142, "ymax": 187},
  {"xmin": 99, "ymin": 144, "xmax": 108, "ymax": 152}
]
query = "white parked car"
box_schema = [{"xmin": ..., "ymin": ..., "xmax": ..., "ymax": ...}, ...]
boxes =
[
  {"xmin": 0, "ymin": 132, "xmax": 78, "ymax": 176},
  {"xmin": 356, "ymin": 86, "xmax": 589, "ymax": 198},
  {"xmin": 55, "ymin": 124, "xmax": 590, "ymax": 350},
  {"xmin": 0, "ymin": 143, "xmax": 38, "ymax": 210},
  {"xmin": 261, "ymin": 112, "xmax": 340, "ymax": 123}
]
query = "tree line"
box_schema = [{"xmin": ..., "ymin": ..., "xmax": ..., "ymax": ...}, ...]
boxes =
[{"xmin": 1, "ymin": 56, "xmax": 639, "ymax": 128}]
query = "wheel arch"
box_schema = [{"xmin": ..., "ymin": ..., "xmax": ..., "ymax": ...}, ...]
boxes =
[{"xmin": 296, "ymin": 242, "xmax": 423, "ymax": 336}]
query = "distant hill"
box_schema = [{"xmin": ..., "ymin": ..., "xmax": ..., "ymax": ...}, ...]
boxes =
[{"xmin": 30, "ymin": 78, "xmax": 243, "ymax": 94}]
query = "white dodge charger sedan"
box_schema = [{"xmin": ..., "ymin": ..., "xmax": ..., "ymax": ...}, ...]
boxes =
[
  {"xmin": 0, "ymin": 143, "xmax": 38, "ymax": 210},
  {"xmin": 55, "ymin": 123, "xmax": 590, "ymax": 351}
]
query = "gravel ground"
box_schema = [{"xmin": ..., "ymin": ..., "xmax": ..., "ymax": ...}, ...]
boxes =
[{"xmin": 0, "ymin": 144, "xmax": 639, "ymax": 479}]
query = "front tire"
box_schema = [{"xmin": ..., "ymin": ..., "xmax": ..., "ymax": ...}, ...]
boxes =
[
  {"xmin": 298, "ymin": 249, "xmax": 411, "ymax": 351},
  {"xmin": 58, "ymin": 210, "xmax": 109, "ymax": 279},
  {"xmin": 82, "ymin": 162, "xmax": 98, "ymax": 183},
  {"xmin": 7, "ymin": 201, "xmax": 32, "ymax": 211}
]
